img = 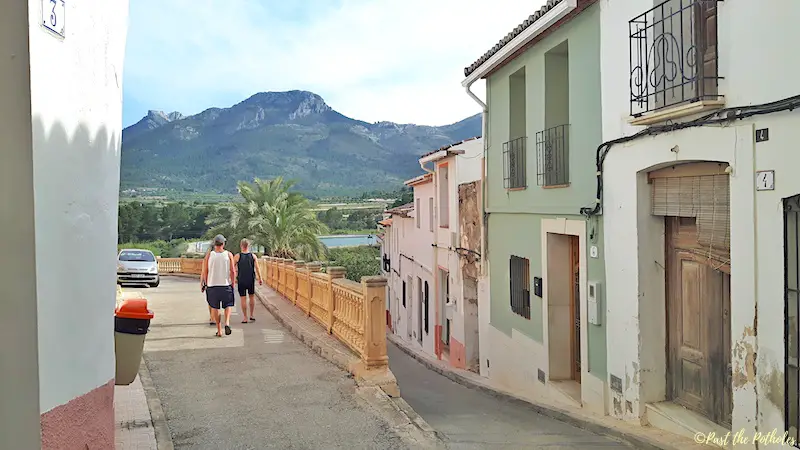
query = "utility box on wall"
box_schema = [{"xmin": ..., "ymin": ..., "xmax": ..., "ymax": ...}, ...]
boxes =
[{"xmin": 587, "ymin": 281, "xmax": 601, "ymax": 325}]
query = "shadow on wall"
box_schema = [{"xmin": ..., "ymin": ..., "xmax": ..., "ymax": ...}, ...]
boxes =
[{"xmin": 32, "ymin": 115, "xmax": 122, "ymax": 450}]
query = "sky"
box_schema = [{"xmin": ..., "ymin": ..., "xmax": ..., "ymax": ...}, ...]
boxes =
[{"xmin": 122, "ymin": 0, "xmax": 546, "ymax": 128}]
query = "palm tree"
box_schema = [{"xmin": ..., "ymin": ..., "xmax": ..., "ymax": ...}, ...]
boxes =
[{"xmin": 206, "ymin": 177, "xmax": 328, "ymax": 261}]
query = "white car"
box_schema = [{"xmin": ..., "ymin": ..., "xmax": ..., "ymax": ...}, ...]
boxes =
[{"xmin": 117, "ymin": 249, "xmax": 160, "ymax": 287}]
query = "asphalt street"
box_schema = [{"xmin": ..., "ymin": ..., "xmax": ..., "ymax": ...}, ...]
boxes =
[
  {"xmin": 141, "ymin": 277, "xmax": 410, "ymax": 450},
  {"xmin": 387, "ymin": 343, "xmax": 632, "ymax": 449}
]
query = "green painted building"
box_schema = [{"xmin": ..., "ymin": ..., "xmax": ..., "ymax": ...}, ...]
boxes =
[{"xmin": 463, "ymin": 0, "xmax": 608, "ymax": 412}]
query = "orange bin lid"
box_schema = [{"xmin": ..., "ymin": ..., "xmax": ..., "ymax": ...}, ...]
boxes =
[{"xmin": 115, "ymin": 298, "xmax": 154, "ymax": 320}]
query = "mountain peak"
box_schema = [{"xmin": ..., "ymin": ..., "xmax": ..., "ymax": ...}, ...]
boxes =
[
  {"xmin": 145, "ymin": 110, "xmax": 184, "ymax": 124},
  {"xmin": 241, "ymin": 90, "xmax": 331, "ymax": 119}
]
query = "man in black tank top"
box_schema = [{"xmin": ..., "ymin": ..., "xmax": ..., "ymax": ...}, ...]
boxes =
[{"xmin": 234, "ymin": 239, "xmax": 263, "ymax": 323}]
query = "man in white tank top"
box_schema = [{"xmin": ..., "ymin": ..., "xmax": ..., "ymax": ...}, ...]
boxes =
[{"xmin": 201, "ymin": 234, "xmax": 236, "ymax": 337}]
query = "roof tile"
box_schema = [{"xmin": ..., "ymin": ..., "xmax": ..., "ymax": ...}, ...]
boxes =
[{"xmin": 464, "ymin": 0, "xmax": 563, "ymax": 78}]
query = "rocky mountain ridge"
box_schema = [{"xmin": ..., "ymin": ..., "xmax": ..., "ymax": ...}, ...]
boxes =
[{"xmin": 121, "ymin": 90, "xmax": 481, "ymax": 197}]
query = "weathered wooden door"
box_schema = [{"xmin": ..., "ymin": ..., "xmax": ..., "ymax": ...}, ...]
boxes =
[
  {"xmin": 666, "ymin": 217, "xmax": 732, "ymax": 426},
  {"xmin": 570, "ymin": 235, "xmax": 581, "ymax": 383}
]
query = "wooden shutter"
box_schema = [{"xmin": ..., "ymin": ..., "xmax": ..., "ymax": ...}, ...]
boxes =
[
  {"xmin": 652, "ymin": 173, "xmax": 730, "ymax": 252},
  {"xmin": 698, "ymin": 0, "xmax": 718, "ymax": 98},
  {"xmin": 651, "ymin": 176, "xmax": 701, "ymax": 217},
  {"xmin": 696, "ymin": 174, "xmax": 730, "ymax": 251}
]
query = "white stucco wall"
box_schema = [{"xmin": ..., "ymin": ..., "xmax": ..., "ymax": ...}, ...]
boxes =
[
  {"xmin": 1, "ymin": 2, "xmax": 40, "ymax": 448},
  {"xmin": 454, "ymin": 138, "xmax": 484, "ymax": 185},
  {"xmin": 386, "ymin": 209, "xmax": 436, "ymax": 357},
  {"xmin": 600, "ymin": 0, "xmax": 800, "ymax": 438},
  {"xmin": 27, "ymin": 0, "xmax": 129, "ymax": 413}
]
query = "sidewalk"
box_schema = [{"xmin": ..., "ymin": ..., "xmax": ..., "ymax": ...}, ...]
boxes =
[
  {"xmin": 114, "ymin": 370, "xmax": 157, "ymax": 450},
  {"xmin": 387, "ymin": 334, "xmax": 708, "ymax": 450}
]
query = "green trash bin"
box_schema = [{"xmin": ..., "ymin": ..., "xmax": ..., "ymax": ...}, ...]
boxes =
[{"xmin": 114, "ymin": 298, "xmax": 154, "ymax": 386}]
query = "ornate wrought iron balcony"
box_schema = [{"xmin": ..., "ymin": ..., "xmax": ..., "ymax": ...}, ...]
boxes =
[
  {"xmin": 503, "ymin": 136, "xmax": 527, "ymax": 189},
  {"xmin": 629, "ymin": 0, "xmax": 721, "ymax": 117},
  {"xmin": 536, "ymin": 124, "xmax": 569, "ymax": 187}
]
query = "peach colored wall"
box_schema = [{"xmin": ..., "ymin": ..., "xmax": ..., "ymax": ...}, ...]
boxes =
[{"xmin": 40, "ymin": 380, "xmax": 115, "ymax": 450}]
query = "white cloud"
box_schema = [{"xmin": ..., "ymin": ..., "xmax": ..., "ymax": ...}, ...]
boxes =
[{"xmin": 123, "ymin": 0, "xmax": 546, "ymax": 126}]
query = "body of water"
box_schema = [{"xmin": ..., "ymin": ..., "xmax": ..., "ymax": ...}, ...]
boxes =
[{"xmin": 318, "ymin": 234, "xmax": 379, "ymax": 248}]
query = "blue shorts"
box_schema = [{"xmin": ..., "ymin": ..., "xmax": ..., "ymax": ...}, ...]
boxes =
[
  {"xmin": 237, "ymin": 279, "xmax": 255, "ymax": 297},
  {"xmin": 206, "ymin": 285, "xmax": 234, "ymax": 309}
]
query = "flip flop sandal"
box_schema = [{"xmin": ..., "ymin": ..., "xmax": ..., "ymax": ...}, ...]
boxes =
[
  {"xmin": 249, "ymin": 317, "xmax": 256, "ymax": 322},
  {"xmin": 225, "ymin": 325, "xmax": 232, "ymax": 335},
  {"xmin": 241, "ymin": 319, "xmax": 249, "ymax": 324},
  {"xmin": 209, "ymin": 321, "xmax": 215, "ymax": 326},
  {"xmin": 215, "ymin": 331, "xmax": 222, "ymax": 337}
]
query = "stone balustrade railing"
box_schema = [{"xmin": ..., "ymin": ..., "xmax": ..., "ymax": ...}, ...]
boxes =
[
  {"xmin": 157, "ymin": 257, "xmax": 202, "ymax": 275},
  {"xmin": 258, "ymin": 257, "xmax": 388, "ymax": 369},
  {"xmin": 157, "ymin": 256, "xmax": 388, "ymax": 369}
]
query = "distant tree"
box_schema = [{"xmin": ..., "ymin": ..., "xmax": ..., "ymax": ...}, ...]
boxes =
[
  {"xmin": 327, "ymin": 246, "xmax": 380, "ymax": 282},
  {"xmin": 389, "ymin": 187, "xmax": 413, "ymax": 208},
  {"xmin": 206, "ymin": 177, "xmax": 328, "ymax": 261},
  {"xmin": 317, "ymin": 207, "xmax": 345, "ymax": 230}
]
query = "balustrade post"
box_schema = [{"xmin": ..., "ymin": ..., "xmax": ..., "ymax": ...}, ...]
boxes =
[
  {"xmin": 306, "ymin": 263, "xmax": 322, "ymax": 316},
  {"xmin": 326, "ymin": 267, "xmax": 346, "ymax": 334},
  {"xmin": 361, "ymin": 276, "xmax": 389, "ymax": 369},
  {"xmin": 278, "ymin": 259, "xmax": 285, "ymax": 294},
  {"xmin": 267, "ymin": 257, "xmax": 275, "ymax": 287},
  {"xmin": 281, "ymin": 259, "xmax": 290, "ymax": 298},
  {"xmin": 293, "ymin": 261, "xmax": 305, "ymax": 306}
]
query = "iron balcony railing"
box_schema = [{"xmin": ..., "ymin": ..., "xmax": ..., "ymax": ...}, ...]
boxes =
[
  {"xmin": 503, "ymin": 136, "xmax": 527, "ymax": 189},
  {"xmin": 629, "ymin": 0, "xmax": 722, "ymax": 116},
  {"xmin": 535, "ymin": 124, "xmax": 570, "ymax": 187}
]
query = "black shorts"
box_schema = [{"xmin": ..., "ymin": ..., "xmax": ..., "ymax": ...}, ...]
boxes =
[
  {"xmin": 237, "ymin": 280, "xmax": 255, "ymax": 297},
  {"xmin": 206, "ymin": 285, "xmax": 234, "ymax": 309}
]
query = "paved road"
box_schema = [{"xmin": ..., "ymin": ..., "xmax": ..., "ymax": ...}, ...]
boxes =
[
  {"xmin": 387, "ymin": 344, "xmax": 632, "ymax": 449},
  {"xmin": 140, "ymin": 277, "xmax": 410, "ymax": 450}
]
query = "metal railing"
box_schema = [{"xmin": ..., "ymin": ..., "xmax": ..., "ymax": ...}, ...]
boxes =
[
  {"xmin": 629, "ymin": 0, "xmax": 721, "ymax": 116},
  {"xmin": 536, "ymin": 124, "xmax": 570, "ymax": 187},
  {"xmin": 503, "ymin": 137, "xmax": 527, "ymax": 189},
  {"xmin": 509, "ymin": 255, "xmax": 531, "ymax": 320}
]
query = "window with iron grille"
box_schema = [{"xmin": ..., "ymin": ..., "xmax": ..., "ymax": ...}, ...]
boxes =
[
  {"xmin": 509, "ymin": 255, "xmax": 531, "ymax": 319},
  {"xmin": 536, "ymin": 124, "xmax": 569, "ymax": 186},
  {"xmin": 629, "ymin": 0, "xmax": 721, "ymax": 117},
  {"xmin": 503, "ymin": 137, "xmax": 527, "ymax": 189}
]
